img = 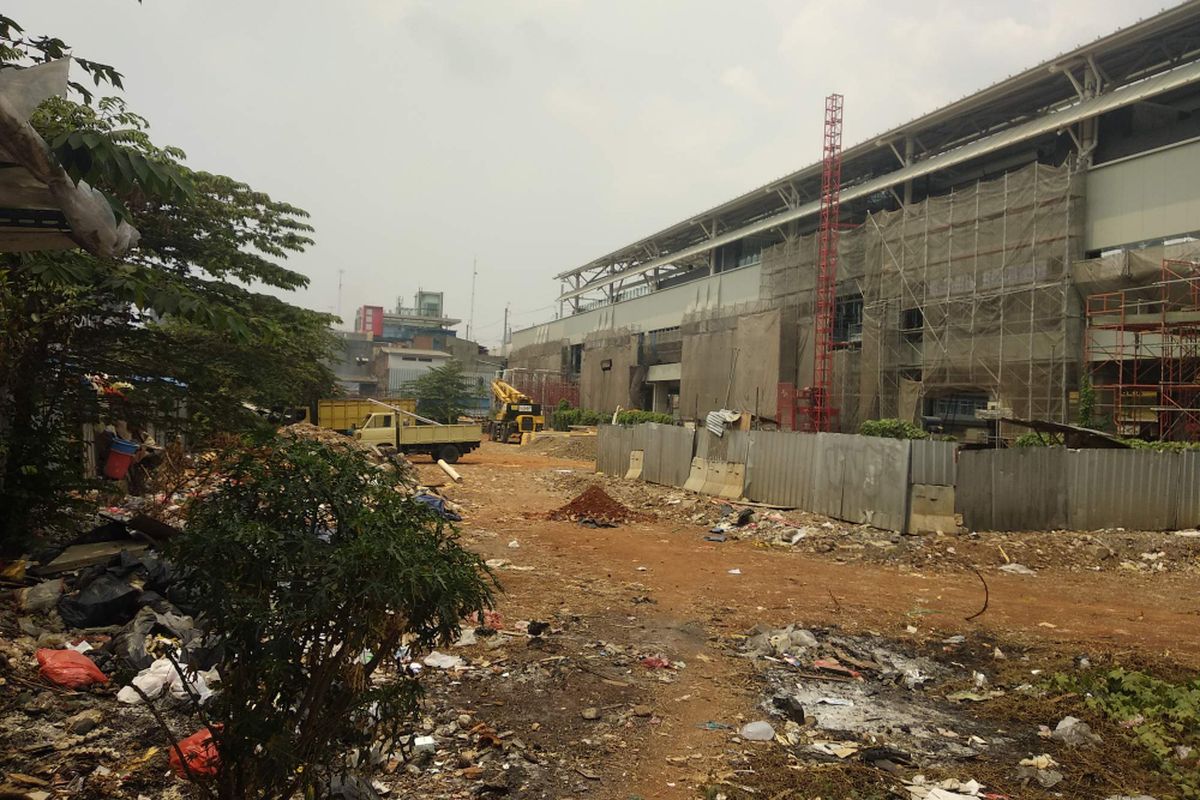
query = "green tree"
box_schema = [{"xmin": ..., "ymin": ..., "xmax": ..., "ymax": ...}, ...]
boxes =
[
  {"xmin": 407, "ymin": 360, "xmax": 474, "ymax": 423},
  {"xmin": 170, "ymin": 435, "xmax": 496, "ymax": 799},
  {"xmin": 0, "ymin": 31, "xmax": 336, "ymax": 549}
]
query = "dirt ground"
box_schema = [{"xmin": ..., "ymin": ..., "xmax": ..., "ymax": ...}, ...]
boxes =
[
  {"xmin": 3, "ymin": 441, "xmax": 1196, "ymax": 800},
  {"xmin": 401, "ymin": 441, "xmax": 1200, "ymax": 800}
]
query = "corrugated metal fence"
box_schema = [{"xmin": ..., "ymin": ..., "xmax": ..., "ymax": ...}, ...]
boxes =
[
  {"xmin": 958, "ymin": 447, "xmax": 1200, "ymax": 531},
  {"xmin": 598, "ymin": 424, "xmax": 1198, "ymax": 532},
  {"xmin": 598, "ymin": 425, "xmax": 916, "ymax": 532}
]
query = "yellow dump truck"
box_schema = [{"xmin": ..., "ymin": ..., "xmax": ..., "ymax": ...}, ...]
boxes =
[
  {"xmin": 353, "ymin": 411, "xmax": 483, "ymax": 464},
  {"xmin": 304, "ymin": 398, "xmax": 417, "ymax": 434}
]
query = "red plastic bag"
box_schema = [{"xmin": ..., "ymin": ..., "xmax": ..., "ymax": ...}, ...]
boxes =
[
  {"xmin": 170, "ymin": 726, "xmax": 220, "ymax": 780},
  {"xmin": 36, "ymin": 648, "xmax": 109, "ymax": 689}
]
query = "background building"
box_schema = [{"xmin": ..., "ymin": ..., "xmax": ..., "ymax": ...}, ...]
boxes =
[
  {"xmin": 507, "ymin": 3, "xmax": 1200, "ymax": 440},
  {"xmin": 335, "ymin": 290, "xmax": 497, "ymax": 414}
]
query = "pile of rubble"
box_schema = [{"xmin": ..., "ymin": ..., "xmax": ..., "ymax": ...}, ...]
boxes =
[
  {"xmin": 548, "ymin": 485, "xmax": 644, "ymax": 526},
  {"xmin": 283, "ymin": 421, "xmax": 422, "ymax": 492}
]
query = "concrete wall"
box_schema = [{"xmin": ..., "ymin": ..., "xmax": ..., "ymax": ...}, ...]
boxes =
[
  {"xmin": 1086, "ymin": 138, "xmax": 1200, "ymax": 251},
  {"xmin": 505, "ymin": 339, "xmax": 567, "ymax": 374},
  {"xmin": 580, "ymin": 331, "xmax": 642, "ymax": 413},
  {"xmin": 679, "ymin": 305, "xmax": 793, "ymax": 420},
  {"xmin": 510, "ymin": 264, "xmax": 762, "ymax": 350}
]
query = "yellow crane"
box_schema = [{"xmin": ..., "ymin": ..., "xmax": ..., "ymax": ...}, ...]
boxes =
[{"xmin": 487, "ymin": 379, "xmax": 545, "ymax": 443}]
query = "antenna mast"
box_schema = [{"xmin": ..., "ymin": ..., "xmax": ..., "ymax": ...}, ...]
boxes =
[{"xmin": 468, "ymin": 256, "xmax": 478, "ymax": 341}]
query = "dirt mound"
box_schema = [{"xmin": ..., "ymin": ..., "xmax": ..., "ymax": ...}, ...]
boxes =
[
  {"xmin": 549, "ymin": 485, "xmax": 642, "ymax": 524},
  {"xmin": 524, "ymin": 434, "xmax": 597, "ymax": 462}
]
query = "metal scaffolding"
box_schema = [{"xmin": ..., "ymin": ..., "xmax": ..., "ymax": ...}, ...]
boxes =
[{"xmin": 1086, "ymin": 259, "xmax": 1200, "ymax": 440}]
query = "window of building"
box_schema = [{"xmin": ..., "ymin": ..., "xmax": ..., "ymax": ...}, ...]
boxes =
[
  {"xmin": 569, "ymin": 343, "xmax": 583, "ymax": 375},
  {"xmin": 833, "ymin": 293, "xmax": 864, "ymax": 345},
  {"xmin": 901, "ymin": 307, "xmax": 923, "ymax": 336},
  {"xmin": 927, "ymin": 394, "xmax": 989, "ymax": 422}
]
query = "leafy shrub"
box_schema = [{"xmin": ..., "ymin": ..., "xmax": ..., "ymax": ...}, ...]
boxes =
[
  {"xmin": 615, "ymin": 410, "xmax": 675, "ymax": 425},
  {"xmin": 1013, "ymin": 431, "xmax": 1064, "ymax": 447},
  {"xmin": 1050, "ymin": 667, "xmax": 1200, "ymax": 798},
  {"xmin": 550, "ymin": 405, "xmax": 675, "ymax": 429},
  {"xmin": 859, "ymin": 418, "xmax": 928, "ymax": 440},
  {"xmin": 551, "ymin": 406, "xmax": 608, "ymax": 430},
  {"xmin": 170, "ymin": 436, "xmax": 495, "ymax": 798},
  {"xmin": 1122, "ymin": 438, "xmax": 1200, "ymax": 452}
]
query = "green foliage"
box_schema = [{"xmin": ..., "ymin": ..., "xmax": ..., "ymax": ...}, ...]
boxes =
[
  {"xmin": 172, "ymin": 436, "xmax": 496, "ymax": 799},
  {"xmin": 551, "ymin": 403, "xmax": 674, "ymax": 430},
  {"xmin": 552, "ymin": 406, "xmax": 608, "ymax": 430},
  {"xmin": 1050, "ymin": 667, "xmax": 1200, "ymax": 798},
  {"xmin": 1013, "ymin": 431, "xmax": 1064, "ymax": 447},
  {"xmin": 0, "ymin": 94, "xmax": 333, "ymax": 551},
  {"xmin": 1077, "ymin": 375, "xmax": 1097, "ymax": 428},
  {"xmin": 615, "ymin": 409, "xmax": 675, "ymax": 425},
  {"xmin": 407, "ymin": 361, "xmax": 474, "ymax": 423},
  {"xmin": 1122, "ymin": 438, "xmax": 1200, "ymax": 452},
  {"xmin": 0, "ymin": 13, "xmax": 128, "ymax": 103},
  {"xmin": 859, "ymin": 418, "xmax": 928, "ymax": 440}
]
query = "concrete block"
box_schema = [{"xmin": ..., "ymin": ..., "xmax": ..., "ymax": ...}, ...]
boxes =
[{"xmin": 625, "ymin": 450, "xmax": 644, "ymax": 481}]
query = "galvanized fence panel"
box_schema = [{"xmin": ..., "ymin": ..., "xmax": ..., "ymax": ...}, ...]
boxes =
[
  {"xmin": 958, "ymin": 447, "xmax": 1199, "ymax": 531},
  {"xmin": 910, "ymin": 439, "xmax": 957, "ymax": 486},
  {"xmin": 595, "ymin": 425, "xmax": 632, "ymax": 476},
  {"xmin": 743, "ymin": 431, "xmax": 816, "ymax": 509},
  {"xmin": 811, "ymin": 433, "xmax": 849, "ymax": 520},
  {"xmin": 1068, "ymin": 449, "xmax": 1180, "ymax": 531},
  {"xmin": 1179, "ymin": 452, "xmax": 1200, "ymax": 529},
  {"xmin": 725, "ymin": 430, "xmax": 752, "ymax": 464},
  {"xmin": 839, "ymin": 435, "xmax": 911, "ymax": 531},
  {"xmin": 660, "ymin": 425, "xmax": 697, "ymax": 487},
  {"xmin": 640, "ymin": 423, "xmax": 664, "ymax": 485}
]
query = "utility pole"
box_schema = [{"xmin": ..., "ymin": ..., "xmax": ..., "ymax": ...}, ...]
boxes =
[
  {"xmin": 467, "ymin": 257, "xmax": 477, "ymax": 341},
  {"xmin": 502, "ymin": 303, "xmax": 510, "ymax": 347},
  {"xmin": 336, "ymin": 268, "xmax": 345, "ymax": 319}
]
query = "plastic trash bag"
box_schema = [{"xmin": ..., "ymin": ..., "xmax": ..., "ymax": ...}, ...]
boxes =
[
  {"xmin": 36, "ymin": 648, "xmax": 109, "ymax": 688},
  {"xmin": 169, "ymin": 726, "xmax": 220, "ymax": 780}
]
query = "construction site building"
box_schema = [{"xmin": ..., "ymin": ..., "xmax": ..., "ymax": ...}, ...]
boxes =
[{"xmin": 507, "ymin": 2, "xmax": 1200, "ymax": 440}]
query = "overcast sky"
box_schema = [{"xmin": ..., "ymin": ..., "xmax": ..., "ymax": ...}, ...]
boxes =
[{"xmin": 17, "ymin": 1, "xmax": 1173, "ymax": 347}]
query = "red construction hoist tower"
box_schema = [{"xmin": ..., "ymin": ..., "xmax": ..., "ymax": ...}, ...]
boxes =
[{"xmin": 811, "ymin": 92, "xmax": 844, "ymax": 432}]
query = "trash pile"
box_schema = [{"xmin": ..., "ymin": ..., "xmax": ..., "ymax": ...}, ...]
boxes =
[
  {"xmin": 0, "ymin": 429, "xmax": 462, "ymax": 799},
  {"xmin": 283, "ymin": 421, "xmax": 422, "ymax": 492},
  {"xmin": 0, "ymin": 519, "xmax": 220, "ymax": 798},
  {"xmin": 738, "ymin": 624, "xmax": 997, "ymax": 766},
  {"xmin": 548, "ymin": 485, "xmax": 644, "ymax": 526},
  {"xmin": 724, "ymin": 624, "xmax": 1168, "ymax": 799}
]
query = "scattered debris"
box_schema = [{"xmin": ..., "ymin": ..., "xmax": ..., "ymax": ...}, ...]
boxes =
[
  {"xmin": 740, "ymin": 720, "xmax": 775, "ymax": 741},
  {"xmin": 1052, "ymin": 715, "xmax": 1103, "ymax": 746}
]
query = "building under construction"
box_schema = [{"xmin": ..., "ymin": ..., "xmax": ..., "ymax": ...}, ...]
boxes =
[{"xmin": 508, "ymin": 2, "xmax": 1200, "ymax": 441}]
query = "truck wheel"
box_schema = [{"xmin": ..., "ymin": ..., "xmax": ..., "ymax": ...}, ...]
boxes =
[{"xmin": 438, "ymin": 444, "xmax": 461, "ymax": 464}]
